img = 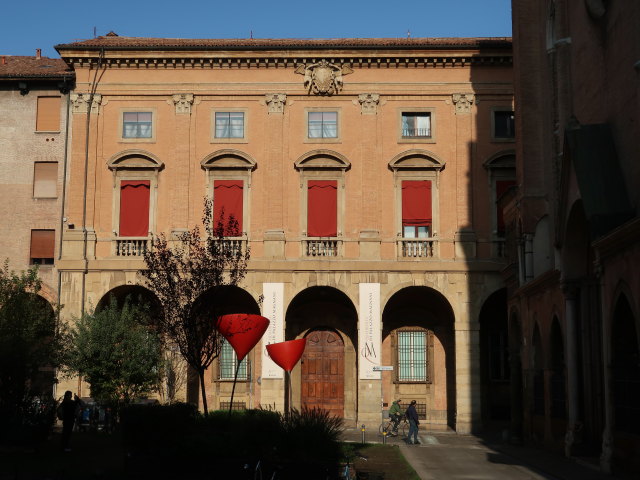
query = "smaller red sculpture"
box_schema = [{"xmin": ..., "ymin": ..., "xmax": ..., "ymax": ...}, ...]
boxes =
[
  {"xmin": 216, "ymin": 313, "xmax": 270, "ymax": 361},
  {"xmin": 266, "ymin": 338, "xmax": 307, "ymax": 372}
]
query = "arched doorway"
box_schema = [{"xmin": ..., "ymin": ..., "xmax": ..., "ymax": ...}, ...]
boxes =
[
  {"xmin": 611, "ymin": 294, "xmax": 640, "ymax": 436},
  {"xmin": 286, "ymin": 287, "xmax": 357, "ymax": 421},
  {"xmin": 381, "ymin": 286, "xmax": 455, "ymax": 431},
  {"xmin": 531, "ymin": 322, "xmax": 545, "ymax": 441},
  {"xmin": 549, "ymin": 317, "xmax": 567, "ymax": 441},
  {"xmin": 301, "ymin": 328, "xmax": 345, "ymax": 417},
  {"xmin": 509, "ymin": 311, "xmax": 524, "ymax": 442},
  {"xmin": 479, "ymin": 288, "xmax": 510, "ymax": 429},
  {"xmin": 96, "ymin": 284, "xmax": 161, "ymax": 318}
]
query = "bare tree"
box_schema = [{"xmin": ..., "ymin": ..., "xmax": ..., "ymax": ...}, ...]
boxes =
[{"xmin": 140, "ymin": 198, "xmax": 249, "ymax": 414}]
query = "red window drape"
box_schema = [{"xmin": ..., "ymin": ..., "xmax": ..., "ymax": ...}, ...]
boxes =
[
  {"xmin": 307, "ymin": 180, "xmax": 337, "ymax": 237},
  {"xmin": 214, "ymin": 180, "xmax": 243, "ymax": 235},
  {"xmin": 496, "ymin": 180, "xmax": 516, "ymax": 234},
  {"xmin": 402, "ymin": 180, "xmax": 432, "ymax": 226},
  {"xmin": 119, "ymin": 180, "xmax": 150, "ymax": 237}
]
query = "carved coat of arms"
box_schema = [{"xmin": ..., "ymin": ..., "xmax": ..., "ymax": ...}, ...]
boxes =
[{"xmin": 294, "ymin": 60, "xmax": 353, "ymax": 95}]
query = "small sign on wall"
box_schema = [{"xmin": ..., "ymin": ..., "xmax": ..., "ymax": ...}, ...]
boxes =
[
  {"xmin": 373, "ymin": 366, "xmax": 393, "ymax": 371},
  {"xmin": 359, "ymin": 283, "xmax": 382, "ymax": 380}
]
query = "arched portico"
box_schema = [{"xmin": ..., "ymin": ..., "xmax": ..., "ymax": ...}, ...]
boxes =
[
  {"xmin": 381, "ymin": 286, "xmax": 456, "ymax": 432},
  {"xmin": 285, "ymin": 286, "xmax": 358, "ymax": 423}
]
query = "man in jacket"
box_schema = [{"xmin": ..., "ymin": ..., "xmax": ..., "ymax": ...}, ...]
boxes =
[
  {"xmin": 388, "ymin": 399, "xmax": 404, "ymax": 436},
  {"xmin": 406, "ymin": 400, "xmax": 420, "ymax": 445}
]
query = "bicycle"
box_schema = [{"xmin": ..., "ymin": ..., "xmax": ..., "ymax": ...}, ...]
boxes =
[{"xmin": 379, "ymin": 415, "xmax": 408, "ymax": 437}]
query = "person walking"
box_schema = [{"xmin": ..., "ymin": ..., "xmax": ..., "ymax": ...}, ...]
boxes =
[
  {"xmin": 58, "ymin": 391, "xmax": 83, "ymax": 452},
  {"xmin": 388, "ymin": 399, "xmax": 404, "ymax": 436},
  {"xmin": 406, "ymin": 400, "xmax": 420, "ymax": 445}
]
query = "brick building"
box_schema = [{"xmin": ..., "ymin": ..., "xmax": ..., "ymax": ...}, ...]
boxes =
[
  {"xmin": 508, "ymin": 0, "xmax": 640, "ymax": 474},
  {"xmin": 54, "ymin": 34, "xmax": 514, "ymax": 432}
]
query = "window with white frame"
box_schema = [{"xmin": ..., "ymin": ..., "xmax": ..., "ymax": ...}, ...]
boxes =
[
  {"xmin": 218, "ymin": 339, "xmax": 249, "ymax": 380},
  {"xmin": 401, "ymin": 112, "xmax": 432, "ymax": 138},
  {"xmin": 215, "ymin": 112, "xmax": 245, "ymax": 139},
  {"xmin": 396, "ymin": 330, "xmax": 429, "ymax": 382},
  {"xmin": 122, "ymin": 112, "xmax": 153, "ymax": 139},
  {"xmin": 308, "ymin": 111, "xmax": 338, "ymax": 139}
]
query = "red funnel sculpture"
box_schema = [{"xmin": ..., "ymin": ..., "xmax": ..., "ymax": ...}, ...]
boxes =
[
  {"xmin": 216, "ymin": 313, "xmax": 270, "ymax": 361},
  {"xmin": 266, "ymin": 338, "xmax": 307, "ymax": 372}
]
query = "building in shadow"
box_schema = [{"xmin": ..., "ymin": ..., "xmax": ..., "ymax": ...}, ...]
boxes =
[{"xmin": 508, "ymin": 0, "xmax": 639, "ymax": 474}]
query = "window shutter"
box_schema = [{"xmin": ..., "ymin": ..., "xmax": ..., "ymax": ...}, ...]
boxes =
[
  {"xmin": 119, "ymin": 180, "xmax": 150, "ymax": 237},
  {"xmin": 36, "ymin": 97, "xmax": 61, "ymax": 132},
  {"xmin": 33, "ymin": 162, "xmax": 58, "ymax": 197},
  {"xmin": 30, "ymin": 230, "xmax": 55, "ymax": 259},
  {"xmin": 307, "ymin": 180, "xmax": 337, "ymax": 237},
  {"xmin": 401, "ymin": 180, "xmax": 432, "ymax": 226},
  {"xmin": 496, "ymin": 180, "xmax": 516, "ymax": 234},
  {"xmin": 213, "ymin": 180, "xmax": 243, "ymax": 235}
]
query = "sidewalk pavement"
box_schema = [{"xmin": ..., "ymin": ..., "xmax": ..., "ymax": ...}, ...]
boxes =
[{"xmin": 342, "ymin": 428, "xmax": 623, "ymax": 480}]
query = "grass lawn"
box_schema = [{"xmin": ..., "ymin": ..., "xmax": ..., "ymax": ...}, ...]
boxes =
[{"xmin": 342, "ymin": 443, "xmax": 420, "ymax": 480}]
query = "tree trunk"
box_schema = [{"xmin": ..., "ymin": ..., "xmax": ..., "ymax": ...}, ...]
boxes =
[{"xmin": 199, "ymin": 369, "xmax": 208, "ymax": 415}]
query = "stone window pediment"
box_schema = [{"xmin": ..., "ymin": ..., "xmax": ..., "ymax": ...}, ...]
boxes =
[
  {"xmin": 107, "ymin": 150, "xmax": 164, "ymax": 171},
  {"xmin": 388, "ymin": 149, "xmax": 445, "ymax": 172},
  {"xmin": 483, "ymin": 151, "xmax": 515, "ymax": 170},
  {"xmin": 294, "ymin": 150, "xmax": 351, "ymax": 171},
  {"xmin": 201, "ymin": 149, "xmax": 256, "ymax": 171}
]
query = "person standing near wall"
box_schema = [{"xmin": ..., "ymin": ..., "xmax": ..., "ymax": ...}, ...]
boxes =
[{"xmin": 406, "ymin": 400, "xmax": 420, "ymax": 445}]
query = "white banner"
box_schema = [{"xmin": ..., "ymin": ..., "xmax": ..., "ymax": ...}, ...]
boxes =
[
  {"xmin": 359, "ymin": 283, "xmax": 381, "ymax": 379},
  {"xmin": 261, "ymin": 283, "xmax": 284, "ymax": 379}
]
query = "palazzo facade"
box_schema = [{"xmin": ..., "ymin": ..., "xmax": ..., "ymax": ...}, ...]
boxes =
[{"xmin": 54, "ymin": 35, "xmax": 513, "ymax": 432}]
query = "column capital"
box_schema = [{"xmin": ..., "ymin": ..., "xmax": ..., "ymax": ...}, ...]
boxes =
[
  {"xmin": 172, "ymin": 93, "xmax": 194, "ymax": 114},
  {"xmin": 358, "ymin": 93, "xmax": 380, "ymax": 114},
  {"xmin": 265, "ymin": 93, "xmax": 286, "ymax": 114},
  {"xmin": 452, "ymin": 93, "xmax": 475, "ymax": 114},
  {"xmin": 70, "ymin": 93, "xmax": 102, "ymax": 114}
]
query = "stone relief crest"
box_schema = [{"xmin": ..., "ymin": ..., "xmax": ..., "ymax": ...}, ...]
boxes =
[{"xmin": 294, "ymin": 60, "xmax": 354, "ymax": 95}]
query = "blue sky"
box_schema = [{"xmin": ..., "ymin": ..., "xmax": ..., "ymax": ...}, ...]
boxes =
[{"xmin": 3, "ymin": 0, "xmax": 511, "ymax": 58}]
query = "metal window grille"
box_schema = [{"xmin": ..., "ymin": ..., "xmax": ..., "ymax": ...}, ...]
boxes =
[
  {"xmin": 220, "ymin": 401, "xmax": 246, "ymax": 411},
  {"xmin": 415, "ymin": 403, "xmax": 427, "ymax": 420},
  {"xmin": 218, "ymin": 340, "xmax": 249, "ymax": 380},
  {"xmin": 396, "ymin": 330, "xmax": 429, "ymax": 382}
]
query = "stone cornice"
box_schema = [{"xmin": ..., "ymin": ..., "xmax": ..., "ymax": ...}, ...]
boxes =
[{"xmin": 60, "ymin": 54, "xmax": 511, "ymax": 70}]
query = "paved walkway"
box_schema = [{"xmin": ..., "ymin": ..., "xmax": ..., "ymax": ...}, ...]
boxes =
[{"xmin": 342, "ymin": 428, "xmax": 622, "ymax": 480}]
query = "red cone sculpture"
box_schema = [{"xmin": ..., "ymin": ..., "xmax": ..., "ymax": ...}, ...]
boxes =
[
  {"xmin": 216, "ymin": 313, "xmax": 270, "ymax": 361},
  {"xmin": 266, "ymin": 338, "xmax": 307, "ymax": 372}
]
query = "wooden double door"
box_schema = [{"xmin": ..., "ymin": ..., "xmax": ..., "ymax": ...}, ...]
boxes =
[{"xmin": 301, "ymin": 329, "xmax": 344, "ymax": 417}]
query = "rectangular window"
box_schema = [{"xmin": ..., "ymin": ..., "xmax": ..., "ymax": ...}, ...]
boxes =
[
  {"xmin": 30, "ymin": 229, "xmax": 55, "ymax": 265},
  {"xmin": 402, "ymin": 180, "xmax": 432, "ymax": 237},
  {"xmin": 213, "ymin": 180, "xmax": 244, "ymax": 236},
  {"xmin": 307, "ymin": 180, "xmax": 337, "ymax": 237},
  {"xmin": 36, "ymin": 96, "xmax": 61, "ymax": 132},
  {"xmin": 122, "ymin": 112, "xmax": 153, "ymax": 139},
  {"xmin": 215, "ymin": 112, "xmax": 244, "ymax": 139},
  {"xmin": 119, "ymin": 180, "xmax": 150, "ymax": 237},
  {"xmin": 308, "ymin": 111, "xmax": 337, "ymax": 138},
  {"xmin": 397, "ymin": 330, "xmax": 428, "ymax": 382},
  {"xmin": 33, "ymin": 162, "xmax": 58, "ymax": 198},
  {"xmin": 493, "ymin": 111, "xmax": 515, "ymax": 139},
  {"xmin": 401, "ymin": 112, "xmax": 431, "ymax": 138},
  {"xmin": 496, "ymin": 180, "xmax": 516, "ymax": 236},
  {"xmin": 219, "ymin": 339, "xmax": 248, "ymax": 380}
]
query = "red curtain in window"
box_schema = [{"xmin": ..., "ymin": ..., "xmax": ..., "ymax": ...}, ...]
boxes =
[
  {"xmin": 119, "ymin": 180, "xmax": 150, "ymax": 237},
  {"xmin": 214, "ymin": 180, "xmax": 243, "ymax": 235},
  {"xmin": 496, "ymin": 180, "xmax": 516, "ymax": 233},
  {"xmin": 307, "ymin": 180, "xmax": 337, "ymax": 237},
  {"xmin": 401, "ymin": 180, "xmax": 432, "ymax": 226}
]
